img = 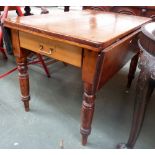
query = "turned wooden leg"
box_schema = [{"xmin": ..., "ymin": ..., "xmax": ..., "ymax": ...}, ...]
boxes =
[
  {"xmin": 16, "ymin": 57, "xmax": 30, "ymax": 112},
  {"xmin": 118, "ymin": 68, "xmax": 152, "ymax": 149},
  {"xmin": 80, "ymin": 82, "xmax": 96, "ymax": 145},
  {"xmin": 126, "ymin": 52, "xmax": 140, "ymax": 91}
]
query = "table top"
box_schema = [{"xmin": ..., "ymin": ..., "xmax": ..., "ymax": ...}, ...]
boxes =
[{"xmin": 4, "ymin": 10, "xmax": 151, "ymax": 50}]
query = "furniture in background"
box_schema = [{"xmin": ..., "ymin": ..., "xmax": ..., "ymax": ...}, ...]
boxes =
[
  {"xmin": 0, "ymin": 6, "xmax": 51, "ymax": 78},
  {"xmin": 4, "ymin": 10, "xmax": 150, "ymax": 145},
  {"xmin": 0, "ymin": 7, "xmax": 8, "ymax": 59},
  {"xmin": 117, "ymin": 22, "xmax": 155, "ymax": 149},
  {"xmin": 0, "ymin": 6, "xmax": 24, "ymax": 58},
  {"xmin": 23, "ymin": 6, "xmax": 155, "ymax": 20},
  {"xmin": 83, "ymin": 6, "xmax": 155, "ymax": 20},
  {"xmin": 24, "ymin": 6, "xmax": 70, "ymax": 16},
  {"xmin": 111, "ymin": 6, "xmax": 155, "ymax": 20},
  {"xmin": 0, "ymin": 26, "xmax": 7, "ymax": 59}
]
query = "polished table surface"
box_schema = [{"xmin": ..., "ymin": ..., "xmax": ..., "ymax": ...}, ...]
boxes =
[
  {"xmin": 5, "ymin": 10, "xmax": 151, "ymax": 50},
  {"xmin": 4, "ymin": 10, "xmax": 151, "ymax": 145}
]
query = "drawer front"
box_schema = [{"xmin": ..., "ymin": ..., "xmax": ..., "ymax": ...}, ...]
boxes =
[{"xmin": 19, "ymin": 31, "xmax": 82, "ymax": 67}]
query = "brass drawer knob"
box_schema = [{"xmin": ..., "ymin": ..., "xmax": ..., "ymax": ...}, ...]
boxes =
[
  {"xmin": 49, "ymin": 48, "xmax": 54, "ymax": 53},
  {"xmin": 39, "ymin": 44, "xmax": 54, "ymax": 55},
  {"xmin": 39, "ymin": 45, "xmax": 44, "ymax": 50}
]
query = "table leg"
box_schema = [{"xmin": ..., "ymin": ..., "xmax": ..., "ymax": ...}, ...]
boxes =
[
  {"xmin": 16, "ymin": 57, "xmax": 30, "ymax": 112},
  {"xmin": 126, "ymin": 52, "xmax": 139, "ymax": 91},
  {"xmin": 80, "ymin": 82, "xmax": 96, "ymax": 145},
  {"xmin": 117, "ymin": 68, "xmax": 152, "ymax": 148}
]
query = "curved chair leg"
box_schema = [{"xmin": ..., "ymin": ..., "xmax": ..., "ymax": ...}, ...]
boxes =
[
  {"xmin": 118, "ymin": 68, "xmax": 154, "ymax": 149},
  {"xmin": 126, "ymin": 52, "xmax": 140, "ymax": 92}
]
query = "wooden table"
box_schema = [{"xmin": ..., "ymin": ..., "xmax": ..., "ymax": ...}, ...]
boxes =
[{"xmin": 4, "ymin": 10, "xmax": 151, "ymax": 145}]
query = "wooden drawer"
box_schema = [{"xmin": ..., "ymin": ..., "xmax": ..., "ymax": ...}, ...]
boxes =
[{"xmin": 19, "ymin": 31, "xmax": 82, "ymax": 67}]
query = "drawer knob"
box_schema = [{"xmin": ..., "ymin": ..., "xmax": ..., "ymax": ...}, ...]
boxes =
[
  {"xmin": 39, "ymin": 45, "xmax": 44, "ymax": 50},
  {"xmin": 49, "ymin": 48, "xmax": 54, "ymax": 53},
  {"xmin": 39, "ymin": 45, "xmax": 54, "ymax": 55}
]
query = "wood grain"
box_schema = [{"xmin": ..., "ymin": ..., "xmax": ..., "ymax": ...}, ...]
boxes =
[
  {"xmin": 4, "ymin": 10, "xmax": 151, "ymax": 50},
  {"xmin": 19, "ymin": 31, "xmax": 82, "ymax": 67},
  {"xmin": 4, "ymin": 9, "xmax": 153, "ymax": 146},
  {"xmin": 96, "ymin": 30, "xmax": 140, "ymax": 90}
]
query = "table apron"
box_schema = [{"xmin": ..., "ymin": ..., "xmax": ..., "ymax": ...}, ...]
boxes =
[{"xmin": 19, "ymin": 31, "xmax": 83, "ymax": 67}]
